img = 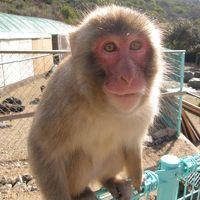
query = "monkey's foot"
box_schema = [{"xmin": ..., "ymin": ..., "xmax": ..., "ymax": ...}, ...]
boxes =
[
  {"xmin": 73, "ymin": 187, "xmax": 98, "ymax": 200},
  {"xmin": 104, "ymin": 178, "xmax": 132, "ymax": 200}
]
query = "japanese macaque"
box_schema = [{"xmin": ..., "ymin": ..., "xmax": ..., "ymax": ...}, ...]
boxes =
[{"xmin": 28, "ymin": 5, "xmax": 164, "ymax": 200}]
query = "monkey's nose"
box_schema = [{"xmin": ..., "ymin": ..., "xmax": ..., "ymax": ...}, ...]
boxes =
[{"xmin": 120, "ymin": 75, "xmax": 131, "ymax": 84}]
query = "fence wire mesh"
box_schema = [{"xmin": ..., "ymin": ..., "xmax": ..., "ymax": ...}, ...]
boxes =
[
  {"xmin": 0, "ymin": 50, "xmax": 185, "ymax": 163},
  {"xmin": 0, "ymin": 51, "xmax": 68, "ymax": 163},
  {"xmin": 2, "ymin": 50, "xmax": 198, "ymax": 200}
]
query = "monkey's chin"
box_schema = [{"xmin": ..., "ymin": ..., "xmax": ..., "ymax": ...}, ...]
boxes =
[{"xmin": 106, "ymin": 92, "xmax": 142, "ymax": 112}]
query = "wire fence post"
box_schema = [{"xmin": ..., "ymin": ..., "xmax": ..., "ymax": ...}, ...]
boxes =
[
  {"xmin": 156, "ymin": 155, "xmax": 180, "ymax": 200},
  {"xmin": 177, "ymin": 51, "xmax": 185, "ymax": 136}
]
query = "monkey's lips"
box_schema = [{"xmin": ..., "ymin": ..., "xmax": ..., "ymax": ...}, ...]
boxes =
[{"xmin": 105, "ymin": 91, "xmax": 142, "ymax": 110}]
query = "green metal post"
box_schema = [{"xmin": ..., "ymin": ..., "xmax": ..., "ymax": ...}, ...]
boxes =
[
  {"xmin": 177, "ymin": 51, "xmax": 185, "ymax": 136},
  {"xmin": 156, "ymin": 155, "xmax": 181, "ymax": 200}
]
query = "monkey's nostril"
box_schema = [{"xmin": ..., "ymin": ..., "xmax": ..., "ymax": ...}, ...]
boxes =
[{"xmin": 120, "ymin": 76, "xmax": 129, "ymax": 84}]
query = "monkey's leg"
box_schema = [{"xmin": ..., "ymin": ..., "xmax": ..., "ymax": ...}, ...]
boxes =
[
  {"xmin": 73, "ymin": 187, "xmax": 97, "ymax": 200},
  {"xmin": 102, "ymin": 178, "xmax": 132, "ymax": 200},
  {"xmin": 124, "ymin": 146, "xmax": 143, "ymax": 192},
  {"xmin": 28, "ymin": 144, "xmax": 70, "ymax": 200}
]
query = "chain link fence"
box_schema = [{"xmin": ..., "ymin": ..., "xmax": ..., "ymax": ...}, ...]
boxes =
[
  {"xmin": 0, "ymin": 49, "xmax": 186, "ymax": 163},
  {"xmin": 0, "ymin": 51, "xmax": 68, "ymax": 163}
]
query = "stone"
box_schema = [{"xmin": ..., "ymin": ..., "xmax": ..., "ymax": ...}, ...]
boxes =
[
  {"xmin": 0, "ymin": 184, "xmax": 12, "ymax": 194},
  {"xmin": 194, "ymin": 71, "xmax": 200, "ymax": 78},
  {"xmin": 151, "ymin": 128, "xmax": 176, "ymax": 139},
  {"xmin": 188, "ymin": 78, "xmax": 200, "ymax": 89},
  {"xmin": 22, "ymin": 174, "xmax": 33, "ymax": 183},
  {"xmin": 15, "ymin": 175, "xmax": 23, "ymax": 184},
  {"xmin": 184, "ymin": 71, "xmax": 193, "ymax": 83},
  {"xmin": 0, "ymin": 176, "xmax": 7, "ymax": 185}
]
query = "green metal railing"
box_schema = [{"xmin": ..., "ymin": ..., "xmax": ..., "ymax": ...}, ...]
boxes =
[
  {"xmin": 95, "ymin": 153, "xmax": 200, "ymax": 200},
  {"xmin": 162, "ymin": 50, "xmax": 185, "ymax": 135}
]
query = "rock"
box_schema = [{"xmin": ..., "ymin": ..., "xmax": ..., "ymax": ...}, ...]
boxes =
[
  {"xmin": 9, "ymin": 104, "xmax": 25, "ymax": 113},
  {"xmin": 0, "ymin": 103, "xmax": 10, "ymax": 114},
  {"xmin": 15, "ymin": 175, "xmax": 23, "ymax": 184},
  {"xmin": 2, "ymin": 97, "xmax": 22, "ymax": 105},
  {"xmin": 194, "ymin": 71, "xmax": 200, "ymax": 78},
  {"xmin": 22, "ymin": 174, "xmax": 33, "ymax": 183},
  {"xmin": 27, "ymin": 179, "xmax": 38, "ymax": 192},
  {"xmin": 188, "ymin": 78, "xmax": 200, "ymax": 89},
  {"xmin": 0, "ymin": 121, "xmax": 12, "ymax": 128},
  {"xmin": 30, "ymin": 98, "xmax": 40, "ymax": 105},
  {"xmin": 27, "ymin": 184, "xmax": 38, "ymax": 192},
  {"xmin": 184, "ymin": 71, "xmax": 193, "ymax": 83},
  {"xmin": 15, "ymin": 162, "xmax": 21, "ymax": 168},
  {"xmin": 0, "ymin": 103, "xmax": 25, "ymax": 113},
  {"xmin": 12, "ymin": 182, "xmax": 28, "ymax": 192},
  {"xmin": 5, "ymin": 178, "xmax": 15, "ymax": 186},
  {"xmin": 151, "ymin": 128, "xmax": 176, "ymax": 139},
  {"xmin": 1, "ymin": 97, "xmax": 25, "ymax": 113},
  {"xmin": 0, "ymin": 176, "xmax": 7, "ymax": 185},
  {"xmin": 0, "ymin": 184, "xmax": 12, "ymax": 194}
]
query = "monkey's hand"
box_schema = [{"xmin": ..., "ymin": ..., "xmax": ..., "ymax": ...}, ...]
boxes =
[
  {"xmin": 103, "ymin": 178, "xmax": 132, "ymax": 200},
  {"xmin": 131, "ymin": 173, "xmax": 144, "ymax": 192}
]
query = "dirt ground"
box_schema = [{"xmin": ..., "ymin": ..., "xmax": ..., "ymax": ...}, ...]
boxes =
[
  {"xmin": 0, "ymin": 76, "xmax": 200, "ymax": 200},
  {"xmin": 0, "ymin": 135, "xmax": 198, "ymax": 200}
]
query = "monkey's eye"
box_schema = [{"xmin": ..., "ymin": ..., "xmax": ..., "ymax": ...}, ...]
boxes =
[
  {"xmin": 130, "ymin": 41, "xmax": 142, "ymax": 50},
  {"xmin": 104, "ymin": 42, "xmax": 118, "ymax": 52}
]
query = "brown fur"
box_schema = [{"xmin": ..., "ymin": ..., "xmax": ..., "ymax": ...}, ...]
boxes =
[{"xmin": 28, "ymin": 5, "xmax": 164, "ymax": 200}]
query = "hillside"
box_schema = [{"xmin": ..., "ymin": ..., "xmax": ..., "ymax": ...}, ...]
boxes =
[
  {"xmin": 0, "ymin": 0, "xmax": 199, "ymax": 24},
  {"xmin": 0, "ymin": 0, "xmax": 200, "ymax": 62}
]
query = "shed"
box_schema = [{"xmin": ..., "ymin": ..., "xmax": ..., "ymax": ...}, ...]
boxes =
[{"xmin": 0, "ymin": 13, "xmax": 72, "ymax": 87}]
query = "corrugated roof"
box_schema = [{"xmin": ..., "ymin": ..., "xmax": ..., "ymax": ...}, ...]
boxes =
[{"xmin": 0, "ymin": 12, "xmax": 73, "ymax": 39}]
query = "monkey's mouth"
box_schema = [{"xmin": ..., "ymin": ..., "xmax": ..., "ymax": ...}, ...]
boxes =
[
  {"xmin": 106, "ymin": 91, "xmax": 142, "ymax": 110},
  {"xmin": 110, "ymin": 92, "xmax": 141, "ymax": 102}
]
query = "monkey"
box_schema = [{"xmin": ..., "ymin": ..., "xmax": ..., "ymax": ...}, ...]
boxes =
[{"xmin": 28, "ymin": 5, "xmax": 164, "ymax": 200}]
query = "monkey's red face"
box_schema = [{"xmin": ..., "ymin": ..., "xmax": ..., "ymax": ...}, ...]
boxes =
[{"xmin": 95, "ymin": 35, "xmax": 150, "ymax": 111}]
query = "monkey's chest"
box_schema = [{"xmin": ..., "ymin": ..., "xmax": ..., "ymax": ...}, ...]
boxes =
[{"xmin": 69, "ymin": 132, "xmax": 124, "ymax": 180}]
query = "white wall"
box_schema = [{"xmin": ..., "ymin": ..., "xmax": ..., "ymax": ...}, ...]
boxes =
[{"xmin": 0, "ymin": 39, "xmax": 34, "ymax": 87}]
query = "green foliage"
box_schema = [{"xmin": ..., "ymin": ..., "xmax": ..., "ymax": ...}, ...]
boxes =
[
  {"xmin": 166, "ymin": 19, "xmax": 200, "ymax": 52},
  {"xmin": 43, "ymin": 0, "xmax": 53, "ymax": 4},
  {"xmin": 166, "ymin": 18, "xmax": 200, "ymax": 62},
  {"xmin": 61, "ymin": 5, "xmax": 77, "ymax": 23},
  {"xmin": 0, "ymin": 0, "xmax": 200, "ymax": 62}
]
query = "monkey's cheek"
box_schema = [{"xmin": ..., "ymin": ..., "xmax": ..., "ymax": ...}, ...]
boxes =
[{"xmin": 107, "ymin": 93, "xmax": 142, "ymax": 111}]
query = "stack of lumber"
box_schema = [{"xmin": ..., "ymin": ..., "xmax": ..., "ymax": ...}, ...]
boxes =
[{"xmin": 181, "ymin": 100, "xmax": 200, "ymax": 143}]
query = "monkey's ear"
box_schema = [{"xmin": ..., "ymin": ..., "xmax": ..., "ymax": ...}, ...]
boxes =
[{"xmin": 69, "ymin": 32, "xmax": 77, "ymax": 56}]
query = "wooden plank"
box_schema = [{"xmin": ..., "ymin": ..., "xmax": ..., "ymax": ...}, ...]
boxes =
[
  {"xmin": 182, "ymin": 110, "xmax": 198, "ymax": 143},
  {"xmin": 182, "ymin": 110, "xmax": 192, "ymax": 141},
  {"xmin": 182, "ymin": 104, "xmax": 200, "ymax": 117},
  {"xmin": 182, "ymin": 100, "xmax": 200, "ymax": 116},
  {"xmin": 0, "ymin": 112, "xmax": 34, "ymax": 121},
  {"xmin": 181, "ymin": 120, "xmax": 189, "ymax": 139},
  {"xmin": 184, "ymin": 110, "xmax": 200, "ymax": 141}
]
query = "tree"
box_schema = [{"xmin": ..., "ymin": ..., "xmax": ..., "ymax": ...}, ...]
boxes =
[
  {"xmin": 166, "ymin": 18, "xmax": 200, "ymax": 51},
  {"xmin": 166, "ymin": 18, "xmax": 200, "ymax": 62}
]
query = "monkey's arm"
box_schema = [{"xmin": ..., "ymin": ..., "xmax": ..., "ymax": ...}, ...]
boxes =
[{"xmin": 124, "ymin": 145, "xmax": 143, "ymax": 191}]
